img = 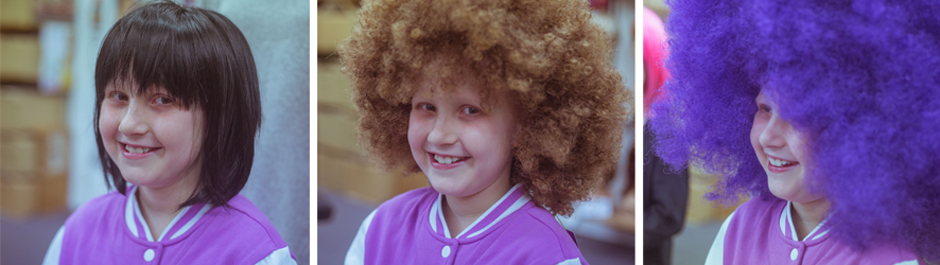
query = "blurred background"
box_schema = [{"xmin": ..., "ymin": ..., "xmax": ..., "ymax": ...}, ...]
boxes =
[
  {"xmin": 0, "ymin": 0, "xmax": 310, "ymax": 264},
  {"xmin": 317, "ymin": 0, "xmax": 637, "ymax": 264},
  {"xmin": 643, "ymin": 1, "xmax": 747, "ymax": 264}
]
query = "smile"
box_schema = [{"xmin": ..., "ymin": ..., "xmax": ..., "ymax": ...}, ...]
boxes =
[
  {"xmin": 429, "ymin": 152, "xmax": 470, "ymax": 169},
  {"xmin": 120, "ymin": 143, "xmax": 161, "ymax": 159},
  {"xmin": 767, "ymin": 155, "xmax": 799, "ymax": 173}
]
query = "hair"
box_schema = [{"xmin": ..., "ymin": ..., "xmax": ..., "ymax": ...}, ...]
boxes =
[
  {"xmin": 338, "ymin": 0, "xmax": 630, "ymax": 216},
  {"xmin": 93, "ymin": 0, "xmax": 261, "ymax": 208},
  {"xmin": 651, "ymin": 0, "xmax": 940, "ymax": 259}
]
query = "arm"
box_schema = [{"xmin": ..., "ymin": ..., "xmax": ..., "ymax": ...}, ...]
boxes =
[
  {"xmin": 704, "ymin": 211, "xmax": 735, "ymax": 265},
  {"xmin": 344, "ymin": 209, "xmax": 377, "ymax": 265},
  {"xmin": 255, "ymin": 247, "xmax": 296, "ymax": 265},
  {"xmin": 42, "ymin": 226, "xmax": 65, "ymax": 265}
]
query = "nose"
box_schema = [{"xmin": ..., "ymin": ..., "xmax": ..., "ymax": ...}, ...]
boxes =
[
  {"xmin": 118, "ymin": 102, "xmax": 150, "ymax": 136},
  {"xmin": 427, "ymin": 115, "xmax": 457, "ymax": 145},
  {"xmin": 758, "ymin": 114, "xmax": 787, "ymax": 148}
]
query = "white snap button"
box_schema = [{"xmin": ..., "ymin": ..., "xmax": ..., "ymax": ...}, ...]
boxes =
[
  {"xmin": 790, "ymin": 248, "xmax": 798, "ymax": 261},
  {"xmin": 441, "ymin": 246, "xmax": 451, "ymax": 258},
  {"xmin": 144, "ymin": 249, "xmax": 155, "ymax": 261}
]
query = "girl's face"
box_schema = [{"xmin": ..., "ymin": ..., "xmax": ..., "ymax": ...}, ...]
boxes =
[
  {"xmin": 750, "ymin": 90, "xmax": 823, "ymax": 203},
  {"xmin": 99, "ymin": 82, "xmax": 204, "ymax": 191},
  {"xmin": 408, "ymin": 77, "xmax": 518, "ymax": 198}
]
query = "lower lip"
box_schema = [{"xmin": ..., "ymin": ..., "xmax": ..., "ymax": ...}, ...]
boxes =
[
  {"xmin": 429, "ymin": 155, "xmax": 468, "ymax": 170},
  {"xmin": 767, "ymin": 162, "xmax": 798, "ymax": 173},
  {"xmin": 121, "ymin": 144, "xmax": 159, "ymax": 160}
]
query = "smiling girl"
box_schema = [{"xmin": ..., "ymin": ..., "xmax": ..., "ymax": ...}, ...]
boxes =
[
  {"xmin": 42, "ymin": 1, "xmax": 294, "ymax": 264},
  {"xmin": 338, "ymin": 0, "xmax": 630, "ymax": 264},
  {"xmin": 651, "ymin": 0, "xmax": 940, "ymax": 264}
]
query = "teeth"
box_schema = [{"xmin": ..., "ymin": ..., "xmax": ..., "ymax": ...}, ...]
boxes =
[
  {"xmin": 125, "ymin": 145, "xmax": 151, "ymax": 154},
  {"xmin": 769, "ymin": 157, "xmax": 794, "ymax": 167},
  {"xmin": 433, "ymin": 154, "xmax": 459, "ymax": 164}
]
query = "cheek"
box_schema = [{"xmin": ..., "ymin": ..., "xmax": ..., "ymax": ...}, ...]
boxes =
[
  {"xmin": 407, "ymin": 114, "xmax": 428, "ymax": 152},
  {"xmin": 750, "ymin": 121, "xmax": 764, "ymax": 156},
  {"xmin": 98, "ymin": 106, "xmax": 121, "ymax": 143}
]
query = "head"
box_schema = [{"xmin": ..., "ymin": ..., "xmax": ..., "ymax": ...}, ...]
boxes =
[
  {"xmin": 407, "ymin": 62, "xmax": 519, "ymax": 198},
  {"xmin": 94, "ymin": 0, "xmax": 261, "ymax": 208},
  {"xmin": 652, "ymin": 0, "xmax": 940, "ymax": 258},
  {"xmin": 749, "ymin": 90, "xmax": 822, "ymax": 204},
  {"xmin": 338, "ymin": 0, "xmax": 630, "ymax": 216}
]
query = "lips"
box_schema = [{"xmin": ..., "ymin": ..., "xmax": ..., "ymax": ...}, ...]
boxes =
[
  {"xmin": 120, "ymin": 142, "xmax": 161, "ymax": 159},
  {"xmin": 767, "ymin": 155, "xmax": 799, "ymax": 173},
  {"xmin": 428, "ymin": 152, "xmax": 470, "ymax": 170}
]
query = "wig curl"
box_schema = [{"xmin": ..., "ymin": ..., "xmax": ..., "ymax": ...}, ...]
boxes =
[
  {"xmin": 338, "ymin": 0, "xmax": 630, "ymax": 216},
  {"xmin": 651, "ymin": 0, "xmax": 940, "ymax": 259}
]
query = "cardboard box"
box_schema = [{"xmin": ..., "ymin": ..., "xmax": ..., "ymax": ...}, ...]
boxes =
[
  {"xmin": 0, "ymin": 172, "xmax": 68, "ymax": 217},
  {"xmin": 685, "ymin": 165, "xmax": 746, "ymax": 224},
  {"xmin": 317, "ymin": 8, "xmax": 358, "ymax": 55},
  {"xmin": 318, "ymin": 144, "xmax": 427, "ymax": 205},
  {"xmin": 0, "ymin": 0, "xmax": 38, "ymax": 31},
  {"xmin": 0, "ymin": 127, "xmax": 69, "ymax": 180},
  {"xmin": 0, "ymin": 87, "xmax": 67, "ymax": 130},
  {"xmin": 0, "ymin": 34, "xmax": 41, "ymax": 84}
]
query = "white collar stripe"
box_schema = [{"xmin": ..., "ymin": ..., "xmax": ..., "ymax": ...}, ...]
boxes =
[
  {"xmin": 454, "ymin": 185, "xmax": 523, "ymax": 239},
  {"xmin": 125, "ymin": 186, "xmax": 139, "ymax": 238},
  {"xmin": 132, "ymin": 194, "xmax": 156, "ymax": 242},
  {"xmin": 157, "ymin": 205, "xmax": 191, "ymax": 242},
  {"xmin": 430, "ymin": 195, "xmax": 440, "ymax": 233},
  {"xmin": 437, "ymin": 199, "xmax": 452, "ymax": 238},
  {"xmin": 782, "ymin": 201, "xmax": 831, "ymax": 242},
  {"xmin": 170, "ymin": 203, "xmax": 212, "ymax": 240},
  {"xmin": 123, "ymin": 186, "xmax": 213, "ymax": 242},
  {"xmin": 466, "ymin": 195, "xmax": 530, "ymax": 238}
]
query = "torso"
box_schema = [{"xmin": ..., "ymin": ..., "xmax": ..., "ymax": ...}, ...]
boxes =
[
  {"xmin": 56, "ymin": 186, "xmax": 292, "ymax": 265},
  {"xmin": 361, "ymin": 185, "xmax": 587, "ymax": 265}
]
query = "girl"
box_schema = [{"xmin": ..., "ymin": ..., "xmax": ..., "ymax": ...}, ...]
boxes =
[
  {"xmin": 338, "ymin": 0, "xmax": 630, "ymax": 264},
  {"xmin": 651, "ymin": 0, "xmax": 940, "ymax": 264},
  {"xmin": 42, "ymin": 1, "xmax": 295, "ymax": 264}
]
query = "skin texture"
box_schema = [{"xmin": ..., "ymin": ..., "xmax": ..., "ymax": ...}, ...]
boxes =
[
  {"xmin": 408, "ymin": 70, "xmax": 517, "ymax": 236},
  {"xmin": 750, "ymin": 90, "xmax": 828, "ymax": 239},
  {"xmin": 338, "ymin": 0, "xmax": 629, "ymax": 216},
  {"xmin": 99, "ymin": 81, "xmax": 204, "ymax": 239}
]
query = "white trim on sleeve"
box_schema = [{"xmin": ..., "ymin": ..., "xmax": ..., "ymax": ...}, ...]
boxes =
[
  {"xmin": 555, "ymin": 257, "xmax": 584, "ymax": 265},
  {"xmin": 255, "ymin": 246, "xmax": 296, "ymax": 265},
  {"xmin": 894, "ymin": 260, "xmax": 920, "ymax": 265},
  {"xmin": 345, "ymin": 209, "xmax": 377, "ymax": 265},
  {"xmin": 704, "ymin": 210, "xmax": 736, "ymax": 265},
  {"xmin": 42, "ymin": 226, "xmax": 65, "ymax": 265}
]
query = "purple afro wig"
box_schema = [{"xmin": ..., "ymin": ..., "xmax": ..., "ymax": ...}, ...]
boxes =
[{"xmin": 651, "ymin": 0, "xmax": 940, "ymax": 259}]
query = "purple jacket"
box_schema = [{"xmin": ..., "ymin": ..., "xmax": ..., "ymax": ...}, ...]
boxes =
[
  {"xmin": 346, "ymin": 184, "xmax": 587, "ymax": 265},
  {"xmin": 705, "ymin": 198, "xmax": 919, "ymax": 265},
  {"xmin": 43, "ymin": 186, "xmax": 295, "ymax": 265}
]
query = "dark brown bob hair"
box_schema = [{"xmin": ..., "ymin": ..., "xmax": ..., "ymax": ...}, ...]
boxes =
[{"xmin": 93, "ymin": 0, "xmax": 261, "ymax": 208}]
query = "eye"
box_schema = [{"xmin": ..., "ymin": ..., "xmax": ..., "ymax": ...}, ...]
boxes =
[
  {"xmin": 110, "ymin": 91, "xmax": 129, "ymax": 101},
  {"xmin": 154, "ymin": 96, "xmax": 175, "ymax": 105},
  {"xmin": 462, "ymin": 106, "xmax": 481, "ymax": 115},
  {"xmin": 758, "ymin": 104, "xmax": 772, "ymax": 114},
  {"xmin": 416, "ymin": 103, "xmax": 436, "ymax": 112}
]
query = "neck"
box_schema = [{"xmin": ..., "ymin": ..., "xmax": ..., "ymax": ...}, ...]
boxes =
[
  {"xmin": 790, "ymin": 198, "xmax": 830, "ymax": 241},
  {"xmin": 136, "ymin": 175, "xmax": 199, "ymax": 240},
  {"xmin": 441, "ymin": 175, "xmax": 512, "ymax": 237}
]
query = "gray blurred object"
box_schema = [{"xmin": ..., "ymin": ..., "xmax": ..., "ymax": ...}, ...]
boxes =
[
  {"xmin": 198, "ymin": 0, "xmax": 311, "ymax": 264},
  {"xmin": 643, "ymin": 123, "xmax": 689, "ymax": 265}
]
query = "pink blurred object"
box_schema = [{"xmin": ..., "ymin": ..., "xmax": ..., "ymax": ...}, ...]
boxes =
[{"xmin": 643, "ymin": 7, "xmax": 669, "ymax": 117}]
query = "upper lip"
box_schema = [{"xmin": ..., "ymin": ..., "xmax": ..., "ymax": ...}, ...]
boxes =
[
  {"xmin": 120, "ymin": 142, "xmax": 160, "ymax": 149},
  {"xmin": 766, "ymin": 154, "xmax": 798, "ymax": 163},
  {"xmin": 427, "ymin": 151, "xmax": 469, "ymax": 158}
]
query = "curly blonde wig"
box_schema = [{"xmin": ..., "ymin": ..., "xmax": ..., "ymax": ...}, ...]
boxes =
[{"xmin": 338, "ymin": 0, "xmax": 630, "ymax": 216}]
